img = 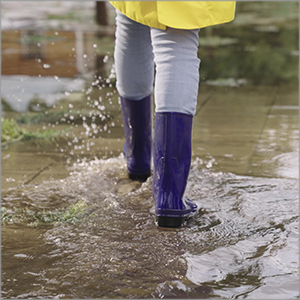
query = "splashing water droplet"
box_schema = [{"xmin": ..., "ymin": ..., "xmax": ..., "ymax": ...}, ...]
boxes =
[{"xmin": 103, "ymin": 55, "xmax": 109, "ymax": 63}]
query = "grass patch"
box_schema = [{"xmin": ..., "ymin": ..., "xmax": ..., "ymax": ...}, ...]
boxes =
[
  {"xmin": 1, "ymin": 118, "xmax": 24, "ymax": 144},
  {"xmin": 47, "ymin": 12, "xmax": 84, "ymax": 21},
  {"xmin": 21, "ymin": 34, "xmax": 64, "ymax": 44},
  {"xmin": 1, "ymin": 200, "xmax": 88, "ymax": 226},
  {"xmin": 1, "ymin": 207, "xmax": 14, "ymax": 223},
  {"xmin": 1, "ymin": 118, "xmax": 63, "ymax": 146}
]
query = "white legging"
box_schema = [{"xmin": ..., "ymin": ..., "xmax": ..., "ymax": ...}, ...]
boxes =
[{"xmin": 114, "ymin": 10, "xmax": 200, "ymax": 116}]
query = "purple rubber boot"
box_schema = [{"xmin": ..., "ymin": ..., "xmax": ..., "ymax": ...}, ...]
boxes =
[
  {"xmin": 120, "ymin": 95, "xmax": 152, "ymax": 182},
  {"xmin": 153, "ymin": 112, "xmax": 198, "ymax": 227}
]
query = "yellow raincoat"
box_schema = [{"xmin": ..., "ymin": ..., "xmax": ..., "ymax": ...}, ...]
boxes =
[{"xmin": 109, "ymin": 1, "xmax": 236, "ymax": 30}]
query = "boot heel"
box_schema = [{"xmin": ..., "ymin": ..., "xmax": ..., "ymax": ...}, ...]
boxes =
[
  {"xmin": 128, "ymin": 172, "xmax": 151, "ymax": 182},
  {"xmin": 157, "ymin": 216, "xmax": 183, "ymax": 228}
]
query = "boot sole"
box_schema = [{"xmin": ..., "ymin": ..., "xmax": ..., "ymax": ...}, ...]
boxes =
[
  {"xmin": 128, "ymin": 172, "xmax": 151, "ymax": 182},
  {"xmin": 157, "ymin": 216, "xmax": 184, "ymax": 228}
]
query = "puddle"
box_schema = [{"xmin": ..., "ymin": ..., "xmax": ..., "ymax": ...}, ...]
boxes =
[
  {"xmin": 1, "ymin": 75, "xmax": 85, "ymax": 112},
  {"xmin": 2, "ymin": 157, "xmax": 298, "ymax": 299},
  {"xmin": 1, "ymin": 1, "xmax": 299, "ymax": 299}
]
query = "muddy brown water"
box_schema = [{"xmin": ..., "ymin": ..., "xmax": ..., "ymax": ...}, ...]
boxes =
[
  {"xmin": 2, "ymin": 157, "xmax": 299, "ymax": 299},
  {"xmin": 1, "ymin": 2, "xmax": 299, "ymax": 299}
]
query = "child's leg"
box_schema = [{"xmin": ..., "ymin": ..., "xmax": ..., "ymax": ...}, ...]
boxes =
[
  {"xmin": 114, "ymin": 10, "xmax": 154, "ymax": 100},
  {"xmin": 151, "ymin": 27, "xmax": 200, "ymax": 115},
  {"xmin": 150, "ymin": 27, "xmax": 200, "ymax": 227},
  {"xmin": 114, "ymin": 10, "xmax": 154, "ymax": 180}
]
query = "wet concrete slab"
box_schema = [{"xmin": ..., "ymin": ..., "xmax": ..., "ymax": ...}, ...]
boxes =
[
  {"xmin": 192, "ymin": 85, "xmax": 298, "ymax": 177},
  {"xmin": 248, "ymin": 85, "xmax": 299, "ymax": 178},
  {"xmin": 1, "ymin": 133, "xmax": 125, "ymax": 193},
  {"xmin": 2, "ymin": 140, "xmax": 69, "ymax": 191},
  {"xmin": 2, "ymin": 84, "xmax": 298, "ymax": 195}
]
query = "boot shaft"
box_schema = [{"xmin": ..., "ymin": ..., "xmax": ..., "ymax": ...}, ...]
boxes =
[
  {"xmin": 153, "ymin": 112, "xmax": 193, "ymax": 213},
  {"xmin": 120, "ymin": 95, "xmax": 152, "ymax": 177}
]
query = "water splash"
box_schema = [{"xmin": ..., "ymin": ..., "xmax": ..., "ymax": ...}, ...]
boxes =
[{"xmin": 2, "ymin": 156, "xmax": 298, "ymax": 299}]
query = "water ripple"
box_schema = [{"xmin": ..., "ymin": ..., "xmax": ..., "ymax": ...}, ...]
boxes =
[{"xmin": 2, "ymin": 156, "xmax": 298, "ymax": 298}]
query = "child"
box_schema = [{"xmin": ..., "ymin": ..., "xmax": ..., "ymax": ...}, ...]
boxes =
[{"xmin": 110, "ymin": 1, "xmax": 236, "ymax": 227}]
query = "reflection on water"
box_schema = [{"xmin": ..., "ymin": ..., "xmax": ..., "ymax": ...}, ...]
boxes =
[
  {"xmin": 2, "ymin": 157, "xmax": 298, "ymax": 299},
  {"xmin": 1, "ymin": 29, "xmax": 113, "ymax": 78},
  {"xmin": 1, "ymin": 75, "xmax": 85, "ymax": 112},
  {"xmin": 1, "ymin": 28, "xmax": 115, "ymax": 114}
]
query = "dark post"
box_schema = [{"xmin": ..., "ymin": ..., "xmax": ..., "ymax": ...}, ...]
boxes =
[{"xmin": 96, "ymin": 1, "xmax": 108, "ymax": 26}]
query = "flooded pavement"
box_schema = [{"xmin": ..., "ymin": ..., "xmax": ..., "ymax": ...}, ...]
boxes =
[
  {"xmin": 1, "ymin": 1, "xmax": 299, "ymax": 299},
  {"xmin": 2, "ymin": 158, "xmax": 298, "ymax": 299}
]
